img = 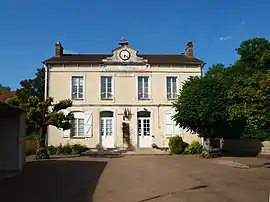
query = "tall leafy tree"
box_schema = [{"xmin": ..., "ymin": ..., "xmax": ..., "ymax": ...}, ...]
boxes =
[
  {"xmin": 236, "ymin": 37, "xmax": 270, "ymax": 71},
  {"xmin": 0, "ymin": 84, "xmax": 11, "ymax": 92},
  {"xmin": 10, "ymin": 67, "xmax": 45, "ymax": 135},
  {"xmin": 172, "ymin": 73, "xmax": 230, "ymax": 139},
  {"xmin": 7, "ymin": 96, "xmax": 73, "ymax": 159},
  {"xmin": 227, "ymin": 38, "xmax": 270, "ymax": 140},
  {"xmin": 16, "ymin": 67, "xmax": 45, "ymax": 102}
]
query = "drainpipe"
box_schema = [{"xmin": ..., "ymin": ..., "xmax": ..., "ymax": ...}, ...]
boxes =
[
  {"xmin": 200, "ymin": 62, "xmax": 206, "ymax": 77},
  {"xmin": 43, "ymin": 63, "xmax": 49, "ymax": 146},
  {"xmin": 157, "ymin": 104, "xmax": 161, "ymax": 129},
  {"xmin": 43, "ymin": 64, "xmax": 48, "ymax": 100}
]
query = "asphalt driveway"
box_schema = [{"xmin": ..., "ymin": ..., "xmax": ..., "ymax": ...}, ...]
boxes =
[{"xmin": 0, "ymin": 156, "xmax": 269, "ymax": 202}]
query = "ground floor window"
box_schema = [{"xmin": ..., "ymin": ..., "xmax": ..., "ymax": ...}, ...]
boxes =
[
  {"xmin": 71, "ymin": 112, "xmax": 85, "ymax": 137},
  {"xmin": 164, "ymin": 111, "xmax": 181, "ymax": 137}
]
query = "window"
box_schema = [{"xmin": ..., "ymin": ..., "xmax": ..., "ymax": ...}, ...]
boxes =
[
  {"xmin": 164, "ymin": 111, "xmax": 181, "ymax": 137},
  {"xmin": 71, "ymin": 76, "xmax": 84, "ymax": 100},
  {"xmin": 71, "ymin": 117, "xmax": 84, "ymax": 137},
  {"xmin": 166, "ymin": 77, "xmax": 177, "ymax": 100},
  {"xmin": 138, "ymin": 76, "xmax": 149, "ymax": 99},
  {"xmin": 101, "ymin": 76, "xmax": 113, "ymax": 99}
]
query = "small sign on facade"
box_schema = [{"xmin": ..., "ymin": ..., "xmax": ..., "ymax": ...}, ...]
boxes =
[{"xmin": 115, "ymin": 72, "xmax": 135, "ymax": 77}]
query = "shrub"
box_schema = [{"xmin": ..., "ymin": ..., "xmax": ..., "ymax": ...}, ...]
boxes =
[
  {"xmin": 47, "ymin": 145, "xmax": 58, "ymax": 155},
  {"xmin": 58, "ymin": 143, "xmax": 72, "ymax": 154},
  {"xmin": 71, "ymin": 143, "xmax": 88, "ymax": 154},
  {"xmin": 48, "ymin": 143, "xmax": 89, "ymax": 155},
  {"xmin": 184, "ymin": 140, "xmax": 203, "ymax": 154},
  {"xmin": 168, "ymin": 136, "xmax": 185, "ymax": 154},
  {"xmin": 25, "ymin": 133, "xmax": 39, "ymax": 140},
  {"xmin": 36, "ymin": 148, "xmax": 50, "ymax": 159}
]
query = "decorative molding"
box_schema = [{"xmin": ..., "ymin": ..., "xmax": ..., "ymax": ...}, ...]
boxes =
[
  {"xmin": 100, "ymin": 65, "xmax": 150, "ymax": 72},
  {"xmin": 102, "ymin": 46, "xmax": 148, "ymax": 65},
  {"xmin": 115, "ymin": 72, "xmax": 135, "ymax": 77},
  {"xmin": 64, "ymin": 103, "xmax": 173, "ymax": 107}
]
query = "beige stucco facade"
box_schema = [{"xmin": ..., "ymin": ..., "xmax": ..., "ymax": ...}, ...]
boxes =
[{"xmin": 45, "ymin": 40, "xmax": 204, "ymax": 148}]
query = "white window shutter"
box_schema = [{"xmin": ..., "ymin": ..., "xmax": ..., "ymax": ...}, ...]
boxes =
[
  {"xmin": 165, "ymin": 113, "xmax": 173, "ymax": 137},
  {"xmin": 85, "ymin": 111, "xmax": 93, "ymax": 137},
  {"xmin": 174, "ymin": 122, "xmax": 182, "ymax": 136},
  {"xmin": 62, "ymin": 109, "xmax": 70, "ymax": 138}
]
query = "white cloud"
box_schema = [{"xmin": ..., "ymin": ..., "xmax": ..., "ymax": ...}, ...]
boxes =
[
  {"xmin": 241, "ymin": 20, "xmax": 246, "ymax": 25},
  {"xmin": 64, "ymin": 49, "xmax": 78, "ymax": 54},
  {"xmin": 219, "ymin": 36, "xmax": 233, "ymax": 41}
]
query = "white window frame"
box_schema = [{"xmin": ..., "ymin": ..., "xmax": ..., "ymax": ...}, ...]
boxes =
[
  {"xmin": 164, "ymin": 110, "xmax": 182, "ymax": 137},
  {"xmin": 70, "ymin": 111, "xmax": 85, "ymax": 138},
  {"xmin": 166, "ymin": 76, "xmax": 179, "ymax": 100},
  {"xmin": 100, "ymin": 76, "xmax": 114, "ymax": 100},
  {"xmin": 137, "ymin": 76, "xmax": 151, "ymax": 100},
  {"xmin": 71, "ymin": 76, "xmax": 84, "ymax": 100}
]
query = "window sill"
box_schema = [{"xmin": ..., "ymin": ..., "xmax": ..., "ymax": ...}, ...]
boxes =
[
  {"xmin": 100, "ymin": 98, "xmax": 113, "ymax": 101},
  {"xmin": 70, "ymin": 136, "xmax": 89, "ymax": 139},
  {"xmin": 138, "ymin": 98, "xmax": 151, "ymax": 101},
  {"xmin": 72, "ymin": 98, "xmax": 84, "ymax": 101}
]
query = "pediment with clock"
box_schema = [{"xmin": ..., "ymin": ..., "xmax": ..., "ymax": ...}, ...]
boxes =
[{"xmin": 102, "ymin": 39, "xmax": 148, "ymax": 66}]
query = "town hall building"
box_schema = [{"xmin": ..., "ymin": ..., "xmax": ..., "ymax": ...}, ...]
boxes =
[{"xmin": 43, "ymin": 39, "xmax": 205, "ymax": 149}]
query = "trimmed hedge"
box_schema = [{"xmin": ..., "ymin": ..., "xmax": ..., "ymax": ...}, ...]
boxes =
[{"xmin": 47, "ymin": 143, "xmax": 89, "ymax": 155}]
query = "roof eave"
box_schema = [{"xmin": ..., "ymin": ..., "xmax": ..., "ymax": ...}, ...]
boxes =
[{"xmin": 43, "ymin": 60, "xmax": 204, "ymax": 65}]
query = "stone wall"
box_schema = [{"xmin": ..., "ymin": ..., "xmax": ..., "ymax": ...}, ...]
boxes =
[
  {"xmin": 24, "ymin": 140, "xmax": 37, "ymax": 156},
  {"xmin": 223, "ymin": 139, "xmax": 270, "ymax": 156}
]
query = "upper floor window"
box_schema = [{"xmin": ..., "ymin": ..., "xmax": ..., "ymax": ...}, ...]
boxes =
[
  {"xmin": 71, "ymin": 76, "xmax": 84, "ymax": 100},
  {"xmin": 138, "ymin": 76, "xmax": 149, "ymax": 100},
  {"xmin": 101, "ymin": 76, "xmax": 113, "ymax": 100},
  {"xmin": 166, "ymin": 76, "xmax": 177, "ymax": 100}
]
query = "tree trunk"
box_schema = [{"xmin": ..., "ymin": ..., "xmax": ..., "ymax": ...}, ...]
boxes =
[
  {"xmin": 202, "ymin": 137, "xmax": 212, "ymax": 156},
  {"xmin": 36, "ymin": 127, "xmax": 50, "ymax": 159}
]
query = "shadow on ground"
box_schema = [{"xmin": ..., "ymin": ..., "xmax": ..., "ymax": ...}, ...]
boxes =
[{"xmin": 0, "ymin": 159, "xmax": 107, "ymax": 202}]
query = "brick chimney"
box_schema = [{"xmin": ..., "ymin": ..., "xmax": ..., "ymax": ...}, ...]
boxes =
[
  {"xmin": 185, "ymin": 41, "xmax": 194, "ymax": 57},
  {"xmin": 55, "ymin": 41, "xmax": 64, "ymax": 56}
]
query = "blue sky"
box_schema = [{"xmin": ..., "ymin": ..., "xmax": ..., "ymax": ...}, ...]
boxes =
[{"xmin": 0, "ymin": 0, "xmax": 269, "ymax": 89}]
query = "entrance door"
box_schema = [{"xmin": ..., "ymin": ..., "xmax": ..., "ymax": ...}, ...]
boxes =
[
  {"xmin": 100, "ymin": 117, "xmax": 114, "ymax": 148},
  {"xmin": 138, "ymin": 117, "xmax": 152, "ymax": 148}
]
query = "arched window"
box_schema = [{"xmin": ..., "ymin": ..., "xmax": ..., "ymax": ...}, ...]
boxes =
[
  {"xmin": 100, "ymin": 111, "xmax": 114, "ymax": 138},
  {"xmin": 137, "ymin": 111, "xmax": 151, "ymax": 118}
]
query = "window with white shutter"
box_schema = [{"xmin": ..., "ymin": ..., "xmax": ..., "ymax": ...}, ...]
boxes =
[
  {"xmin": 70, "ymin": 112, "xmax": 85, "ymax": 137},
  {"xmin": 164, "ymin": 111, "xmax": 182, "ymax": 137},
  {"xmin": 84, "ymin": 111, "xmax": 93, "ymax": 137},
  {"xmin": 62, "ymin": 109, "xmax": 71, "ymax": 137}
]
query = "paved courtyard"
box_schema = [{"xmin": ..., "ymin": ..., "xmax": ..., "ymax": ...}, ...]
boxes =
[{"xmin": 0, "ymin": 155, "xmax": 269, "ymax": 202}]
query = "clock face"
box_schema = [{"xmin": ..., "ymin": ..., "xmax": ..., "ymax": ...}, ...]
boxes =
[{"xmin": 119, "ymin": 50, "xmax": 131, "ymax": 61}]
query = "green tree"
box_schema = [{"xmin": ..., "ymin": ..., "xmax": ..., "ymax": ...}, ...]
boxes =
[
  {"xmin": 227, "ymin": 37, "xmax": 270, "ymax": 140},
  {"xmin": 205, "ymin": 63, "xmax": 226, "ymax": 79},
  {"xmin": 11, "ymin": 67, "xmax": 45, "ymax": 136},
  {"xmin": 7, "ymin": 96, "xmax": 73, "ymax": 159},
  {"xmin": 227, "ymin": 69, "xmax": 270, "ymax": 140},
  {"xmin": 16, "ymin": 67, "xmax": 45, "ymax": 102},
  {"xmin": 172, "ymin": 74, "xmax": 229, "ymax": 139},
  {"xmin": 236, "ymin": 37, "xmax": 270, "ymax": 72},
  {"xmin": 0, "ymin": 84, "xmax": 11, "ymax": 92}
]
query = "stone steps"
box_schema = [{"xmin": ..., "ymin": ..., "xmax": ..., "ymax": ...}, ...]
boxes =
[{"xmin": 80, "ymin": 148, "xmax": 170, "ymax": 156}]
